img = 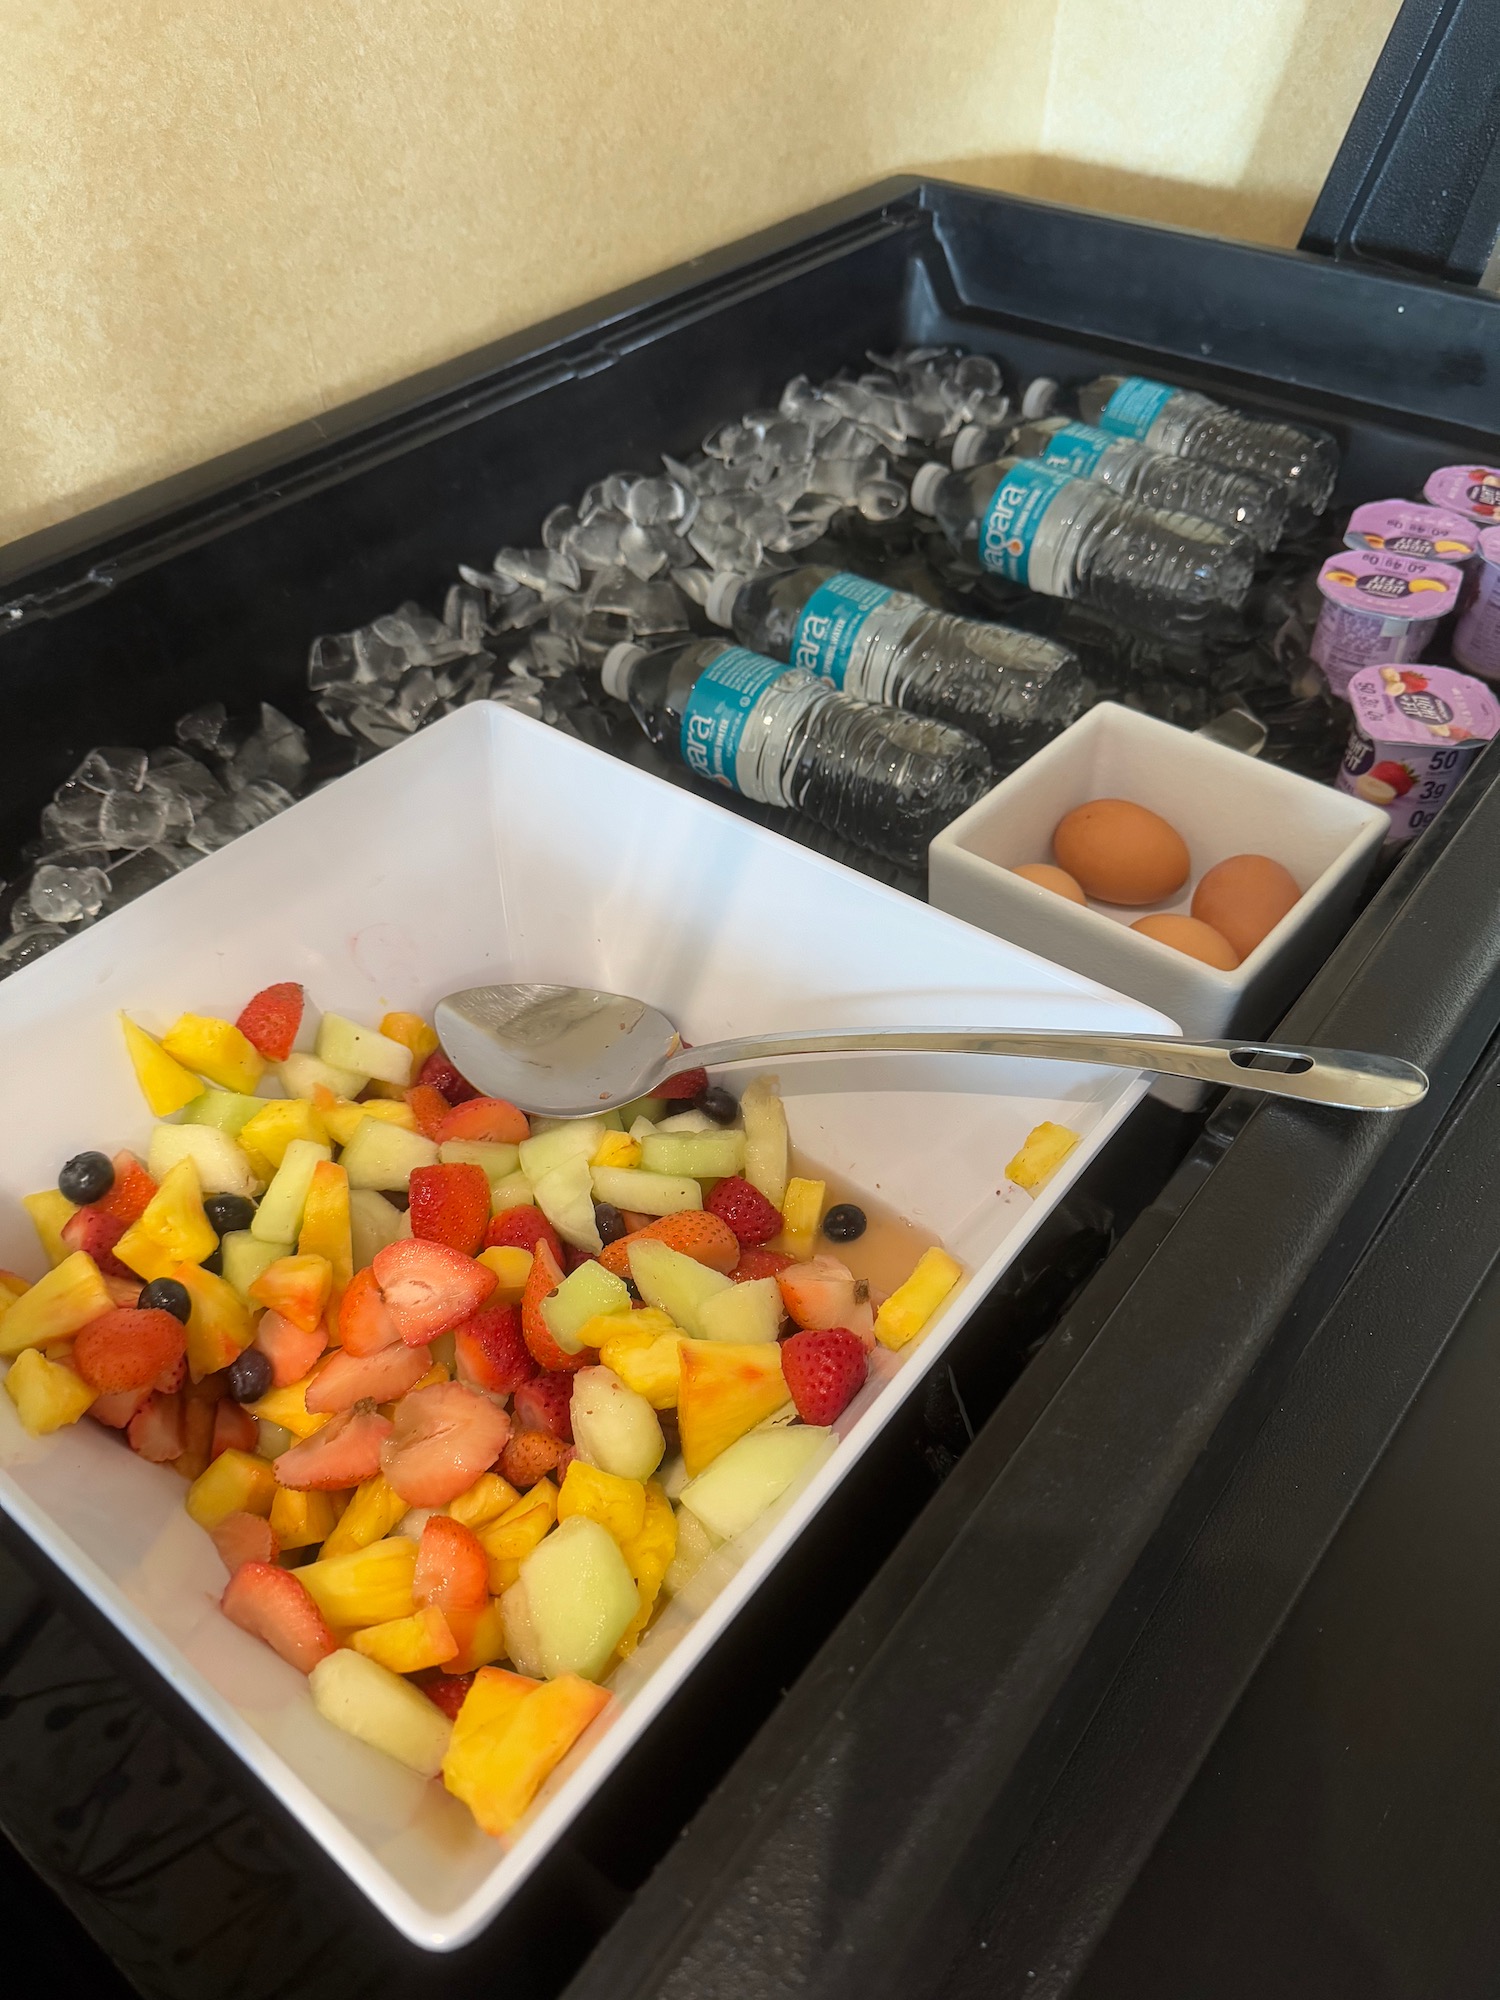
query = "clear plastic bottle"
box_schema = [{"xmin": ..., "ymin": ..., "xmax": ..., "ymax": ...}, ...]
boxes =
[
  {"xmin": 704, "ymin": 565, "xmax": 1087, "ymax": 765},
  {"xmin": 1066, "ymin": 374, "xmax": 1339, "ymax": 513},
  {"xmin": 910, "ymin": 456, "xmax": 1255, "ymax": 629},
  {"xmin": 953, "ymin": 414, "xmax": 1288, "ymax": 551},
  {"xmin": 601, "ymin": 637, "xmax": 992, "ymax": 868}
]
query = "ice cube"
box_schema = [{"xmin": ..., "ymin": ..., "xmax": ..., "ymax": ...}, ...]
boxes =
[
  {"xmin": 564, "ymin": 515, "xmax": 626, "ymax": 571},
  {"xmin": 75, "ymin": 747, "xmax": 148, "ymax": 794},
  {"xmin": 0, "ymin": 925, "xmax": 67, "ymax": 970},
  {"xmin": 225, "ymin": 702, "xmax": 310, "ymax": 793},
  {"xmin": 145, "ymin": 747, "xmax": 224, "ymax": 810},
  {"xmin": 28, "ymin": 863, "xmax": 110, "ymax": 925},
  {"xmin": 857, "ymin": 478, "xmax": 909, "ymax": 523},
  {"xmin": 99, "ymin": 789, "xmax": 170, "ymax": 850},
  {"xmin": 43, "ymin": 790, "xmax": 104, "ymax": 847},
  {"xmin": 541, "ymin": 503, "xmax": 579, "ymax": 551},
  {"xmin": 177, "ymin": 703, "xmax": 237, "ymax": 760}
]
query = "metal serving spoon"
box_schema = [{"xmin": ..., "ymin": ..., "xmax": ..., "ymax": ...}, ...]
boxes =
[{"xmin": 433, "ymin": 984, "xmax": 1427, "ymax": 1118}]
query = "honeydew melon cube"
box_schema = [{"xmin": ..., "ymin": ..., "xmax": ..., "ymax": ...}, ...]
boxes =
[
  {"xmin": 348, "ymin": 1188, "xmax": 408, "ymax": 1270},
  {"xmin": 221, "ymin": 1230, "xmax": 294, "ymax": 1301},
  {"xmin": 277, "ymin": 1051, "xmax": 369, "ymax": 1101},
  {"xmin": 488, "ymin": 1171, "xmax": 535, "ymax": 1213},
  {"xmin": 662, "ymin": 1505, "xmax": 718, "ymax": 1596},
  {"xmin": 338, "ymin": 1119, "xmax": 438, "ymax": 1191},
  {"xmin": 696, "ymin": 1276, "xmax": 782, "ymax": 1345},
  {"xmin": 740, "ymin": 1077, "xmax": 789, "ymax": 1209},
  {"xmin": 251, "ymin": 1138, "xmax": 332, "ymax": 1242},
  {"xmin": 569, "ymin": 1365, "xmax": 664, "ymax": 1481},
  {"xmin": 147, "ymin": 1123, "xmax": 260, "ymax": 1198},
  {"xmin": 639, "ymin": 1132, "xmax": 745, "ymax": 1179},
  {"xmin": 615, "ymin": 1095, "xmax": 668, "ymax": 1126},
  {"xmin": 627, "ymin": 1238, "xmax": 731, "ymax": 1337},
  {"xmin": 179, "ymin": 1089, "xmax": 265, "ymax": 1138},
  {"xmin": 590, "ymin": 1166, "xmax": 701, "ymax": 1217},
  {"xmin": 518, "ymin": 1119, "xmax": 607, "ymax": 1186},
  {"xmin": 507, "ymin": 1516, "xmax": 640, "ymax": 1681},
  {"xmin": 652, "ymin": 1109, "xmax": 716, "ymax": 1134},
  {"xmin": 541, "ymin": 1264, "xmax": 630, "ymax": 1355},
  {"xmin": 438, "ymin": 1139, "xmax": 521, "ymax": 1186},
  {"xmin": 678, "ymin": 1426, "xmax": 832, "ymax": 1543},
  {"xmin": 308, "ymin": 1649, "xmax": 452, "ymax": 1777},
  {"xmin": 533, "ymin": 1153, "xmax": 602, "ymax": 1253},
  {"xmin": 315, "ymin": 1014, "xmax": 413, "ymax": 1089}
]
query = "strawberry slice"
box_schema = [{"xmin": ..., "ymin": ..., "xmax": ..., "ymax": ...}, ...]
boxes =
[
  {"xmin": 221, "ymin": 1561, "xmax": 337, "ymax": 1673},
  {"xmin": 95, "ymin": 1153, "xmax": 157, "ymax": 1227},
  {"xmin": 778, "ymin": 1256, "xmax": 875, "ymax": 1342},
  {"xmin": 127, "ymin": 1392, "xmax": 185, "ymax": 1462},
  {"xmin": 155, "ymin": 1349, "xmax": 188, "ymax": 1394},
  {"xmin": 89, "ymin": 1384, "xmax": 152, "ymax": 1429},
  {"xmin": 338, "ymin": 1265, "xmax": 403, "ymax": 1355},
  {"xmin": 235, "ymin": 982, "xmax": 305, "ymax": 1063},
  {"xmin": 732, "ymin": 1247, "xmax": 795, "ymax": 1284},
  {"xmin": 211, "ymin": 1400, "xmax": 260, "ymax": 1459},
  {"xmin": 405, "ymin": 1084, "xmax": 452, "ymax": 1140},
  {"xmin": 413, "ymin": 1668, "xmax": 477, "ymax": 1721},
  {"xmin": 210, "ymin": 1510, "xmax": 280, "ymax": 1574},
  {"xmin": 413, "ymin": 1514, "xmax": 488, "ymax": 1613},
  {"xmin": 454, "ymin": 1301, "xmax": 538, "ymax": 1396},
  {"xmin": 500, "ymin": 1429, "xmax": 571, "ymax": 1489},
  {"xmin": 657, "ymin": 1065, "xmax": 708, "ymax": 1100},
  {"xmin": 75, "ymin": 1307, "xmax": 187, "ymax": 1394},
  {"xmin": 435, "ymin": 1097, "xmax": 530, "ymax": 1145},
  {"xmin": 521, "ymin": 1240, "xmax": 594, "ymax": 1374},
  {"xmin": 103, "ymin": 1274, "xmax": 145, "ymax": 1308},
  {"xmin": 60, "ymin": 1206, "xmax": 132, "ymax": 1280},
  {"xmin": 599, "ymin": 1210, "xmax": 740, "ymax": 1279},
  {"xmin": 274, "ymin": 1401, "xmax": 393, "ymax": 1490},
  {"xmin": 780, "ymin": 1326, "xmax": 868, "ymax": 1425},
  {"xmin": 486, "ymin": 1206, "xmax": 564, "ymax": 1263},
  {"xmin": 513, "ymin": 1371, "xmax": 575, "ymax": 1443},
  {"xmin": 706, "ymin": 1174, "xmax": 784, "ymax": 1246},
  {"xmin": 253, "ymin": 1309, "xmax": 329, "ymax": 1388},
  {"xmin": 408, "ymin": 1163, "xmax": 492, "ymax": 1257},
  {"xmin": 372, "ymin": 1239, "xmax": 494, "ymax": 1346},
  {"xmin": 380, "ymin": 1381, "xmax": 511, "ymax": 1507},
  {"xmin": 304, "ymin": 1340, "xmax": 433, "ymax": 1413},
  {"xmin": 416, "ymin": 1049, "xmax": 478, "ymax": 1104}
]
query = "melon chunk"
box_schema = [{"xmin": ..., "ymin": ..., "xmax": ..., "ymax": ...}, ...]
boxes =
[
  {"xmin": 627, "ymin": 1238, "xmax": 731, "ymax": 1339},
  {"xmin": 338, "ymin": 1119, "xmax": 438, "ymax": 1191},
  {"xmin": 696, "ymin": 1276, "xmax": 782, "ymax": 1345},
  {"xmin": 315, "ymin": 1014, "xmax": 413, "ymax": 1088},
  {"xmin": 308, "ymin": 1649, "xmax": 451, "ymax": 1776},
  {"xmin": 740, "ymin": 1076, "xmax": 789, "ymax": 1208},
  {"xmin": 541, "ymin": 1263, "xmax": 630, "ymax": 1356},
  {"xmin": 639, "ymin": 1132, "xmax": 746, "ymax": 1179},
  {"xmin": 518, "ymin": 1119, "xmax": 607, "ymax": 1186},
  {"xmin": 569, "ymin": 1366, "xmax": 664, "ymax": 1482},
  {"xmin": 678, "ymin": 1425, "xmax": 832, "ymax": 1542},
  {"xmin": 278, "ymin": 1051, "xmax": 369, "ymax": 1101},
  {"xmin": 348, "ymin": 1188, "xmax": 408, "ymax": 1270},
  {"xmin": 532, "ymin": 1152, "xmax": 602, "ymax": 1253},
  {"xmin": 147, "ymin": 1123, "xmax": 260, "ymax": 1199},
  {"xmin": 251, "ymin": 1138, "xmax": 332, "ymax": 1242},
  {"xmin": 503, "ymin": 1515, "xmax": 639, "ymax": 1681},
  {"xmin": 590, "ymin": 1166, "xmax": 702, "ymax": 1217}
]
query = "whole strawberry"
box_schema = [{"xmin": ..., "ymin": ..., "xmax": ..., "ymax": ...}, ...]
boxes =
[
  {"xmin": 707, "ymin": 1174, "xmax": 784, "ymax": 1247},
  {"xmin": 235, "ymin": 982, "xmax": 304, "ymax": 1063},
  {"xmin": 408, "ymin": 1163, "xmax": 491, "ymax": 1256},
  {"xmin": 780, "ymin": 1326, "xmax": 868, "ymax": 1426}
]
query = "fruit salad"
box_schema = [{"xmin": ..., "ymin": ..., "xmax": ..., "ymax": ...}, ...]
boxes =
[{"xmin": 0, "ymin": 985, "xmax": 968, "ymax": 1840}]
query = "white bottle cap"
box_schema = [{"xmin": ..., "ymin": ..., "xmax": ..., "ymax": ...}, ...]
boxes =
[
  {"xmin": 910, "ymin": 462, "xmax": 948, "ymax": 516},
  {"xmin": 705, "ymin": 571, "xmax": 747, "ymax": 628},
  {"xmin": 1021, "ymin": 376, "xmax": 1060, "ymax": 419},
  {"xmin": 950, "ymin": 424, "xmax": 987, "ymax": 472},
  {"xmin": 601, "ymin": 641, "xmax": 646, "ymax": 700}
]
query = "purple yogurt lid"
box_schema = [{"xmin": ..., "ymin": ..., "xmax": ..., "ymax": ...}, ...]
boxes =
[
  {"xmin": 1316, "ymin": 549, "xmax": 1462, "ymax": 620},
  {"xmin": 1479, "ymin": 524, "xmax": 1500, "ymax": 566},
  {"xmin": 1345, "ymin": 663, "xmax": 1500, "ymax": 748},
  {"xmin": 1344, "ymin": 500, "xmax": 1479, "ymax": 564},
  {"xmin": 1424, "ymin": 464, "xmax": 1500, "ymax": 523}
]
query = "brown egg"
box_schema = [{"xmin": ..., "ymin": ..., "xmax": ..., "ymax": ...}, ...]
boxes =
[
  {"xmin": 1191, "ymin": 853, "xmax": 1301, "ymax": 960},
  {"xmin": 1131, "ymin": 914, "xmax": 1241, "ymax": 970},
  {"xmin": 1053, "ymin": 799, "xmax": 1190, "ymax": 905},
  {"xmin": 1011, "ymin": 862, "xmax": 1087, "ymax": 905}
]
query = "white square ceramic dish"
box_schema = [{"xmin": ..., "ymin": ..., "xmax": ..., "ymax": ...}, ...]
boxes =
[
  {"xmin": 929, "ymin": 702, "xmax": 1388, "ymax": 1040},
  {"xmin": 0, "ymin": 702, "xmax": 1170, "ymax": 1949}
]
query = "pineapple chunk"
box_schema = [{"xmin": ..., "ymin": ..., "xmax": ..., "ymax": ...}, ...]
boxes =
[
  {"xmin": 270, "ymin": 1484, "xmax": 339, "ymax": 1550},
  {"xmin": 740, "ymin": 1075, "xmax": 789, "ymax": 1208},
  {"xmin": 476, "ymin": 1482, "xmax": 557, "ymax": 1594},
  {"xmin": 277, "ymin": 1051, "xmax": 369, "ymax": 1101},
  {"xmin": 1006, "ymin": 1120, "xmax": 1082, "ymax": 1192},
  {"xmin": 246, "ymin": 1372, "xmax": 331, "ymax": 1440},
  {"xmin": 557, "ymin": 1460, "xmax": 647, "ymax": 1545},
  {"xmin": 591, "ymin": 1131, "xmax": 642, "ymax": 1171},
  {"xmin": 115, "ymin": 1159, "xmax": 217, "ymax": 1281},
  {"xmin": 147, "ymin": 1123, "xmax": 259, "ymax": 1199},
  {"xmin": 476, "ymin": 1245, "xmax": 532, "ymax": 1305},
  {"xmin": 3, "ymin": 1348, "xmax": 96, "ymax": 1433},
  {"xmin": 379, "ymin": 1011, "xmax": 439, "ymax": 1070},
  {"xmin": 22, "ymin": 1189, "xmax": 77, "ymax": 1266},
  {"xmin": 238, "ymin": 1098, "xmax": 329, "ymax": 1176},
  {"xmin": 308, "ymin": 1650, "xmax": 451, "ymax": 1777},
  {"xmin": 250, "ymin": 1252, "xmax": 332, "ymax": 1333},
  {"xmin": 298, "ymin": 1162, "xmax": 353, "ymax": 1311},
  {"xmin": 319, "ymin": 1472, "xmax": 408, "ymax": 1557},
  {"xmin": 448, "ymin": 1470, "xmax": 520, "ymax": 1531},
  {"xmin": 0, "ymin": 1273, "xmax": 30, "ymax": 1322},
  {"xmin": 615, "ymin": 1479, "xmax": 678, "ymax": 1656},
  {"xmin": 447, "ymin": 1598, "xmax": 510, "ymax": 1673},
  {"xmin": 186, "ymin": 1448, "xmax": 277, "ymax": 1530},
  {"xmin": 338, "ymin": 1118, "xmax": 438, "ymax": 1190},
  {"xmin": 252, "ymin": 1138, "xmax": 332, "ymax": 1243},
  {"xmin": 120, "ymin": 1015, "xmax": 203, "ymax": 1117},
  {"xmin": 569, "ymin": 1366, "xmax": 664, "ymax": 1481},
  {"xmin": 441, "ymin": 1673, "xmax": 609, "ymax": 1835},
  {"xmin": 447, "ymin": 1665, "xmax": 539, "ymax": 1756},
  {"xmin": 316, "ymin": 1014, "xmax": 413, "ymax": 1088},
  {"xmin": 776, "ymin": 1177, "xmax": 825, "ymax": 1261},
  {"xmin": 351, "ymin": 1605, "xmax": 457, "ymax": 1673},
  {"xmin": 161, "ymin": 1013, "xmax": 266, "ymax": 1093},
  {"xmin": 504, "ymin": 1517, "xmax": 639, "ymax": 1680},
  {"xmin": 873, "ymin": 1246, "xmax": 964, "ymax": 1351},
  {"xmin": 319, "ymin": 1097, "xmax": 418, "ymax": 1148},
  {"xmin": 0, "ymin": 1252, "xmax": 114, "ymax": 1357},
  {"xmin": 593, "ymin": 1310, "xmax": 684, "ymax": 1410},
  {"xmin": 299, "ymin": 1535, "xmax": 418, "ymax": 1628},
  {"xmin": 676, "ymin": 1340, "xmax": 789, "ymax": 1476},
  {"xmin": 173, "ymin": 1261, "xmax": 255, "ymax": 1378},
  {"xmin": 221, "ymin": 1231, "xmax": 293, "ymax": 1303}
]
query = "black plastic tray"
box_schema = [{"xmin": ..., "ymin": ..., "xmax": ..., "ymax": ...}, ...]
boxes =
[{"xmin": 3, "ymin": 177, "xmax": 1500, "ymax": 1998}]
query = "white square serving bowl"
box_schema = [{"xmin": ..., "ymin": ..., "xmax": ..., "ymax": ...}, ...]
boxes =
[
  {"xmin": 0, "ymin": 701, "xmax": 1171, "ymax": 1950},
  {"xmin": 929, "ymin": 702, "xmax": 1389, "ymax": 1040}
]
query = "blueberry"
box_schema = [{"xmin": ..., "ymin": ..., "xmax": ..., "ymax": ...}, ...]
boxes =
[
  {"xmin": 822, "ymin": 1203, "xmax": 867, "ymax": 1243},
  {"xmin": 203, "ymin": 1193, "xmax": 256, "ymax": 1236},
  {"xmin": 593, "ymin": 1202, "xmax": 627, "ymax": 1246},
  {"xmin": 139, "ymin": 1278, "xmax": 192, "ymax": 1324},
  {"xmin": 699, "ymin": 1086, "xmax": 739, "ymax": 1126},
  {"xmin": 58, "ymin": 1151, "xmax": 114, "ymax": 1205},
  {"xmin": 228, "ymin": 1347, "xmax": 273, "ymax": 1403}
]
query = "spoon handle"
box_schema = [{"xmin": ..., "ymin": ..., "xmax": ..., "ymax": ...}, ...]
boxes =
[{"xmin": 670, "ymin": 1029, "xmax": 1427, "ymax": 1112}]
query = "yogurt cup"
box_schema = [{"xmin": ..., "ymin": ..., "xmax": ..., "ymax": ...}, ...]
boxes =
[
  {"xmin": 1424, "ymin": 464, "xmax": 1500, "ymax": 524},
  {"xmin": 1344, "ymin": 499, "xmax": 1479, "ymax": 565},
  {"xmin": 1335, "ymin": 663, "xmax": 1499, "ymax": 843},
  {"xmin": 1453, "ymin": 524, "xmax": 1500, "ymax": 678},
  {"xmin": 1310, "ymin": 550, "xmax": 1462, "ymax": 698}
]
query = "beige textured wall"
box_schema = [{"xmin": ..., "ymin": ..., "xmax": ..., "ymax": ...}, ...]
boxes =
[{"xmin": 0, "ymin": 0, "xmax": 1397, "ymax": 553}]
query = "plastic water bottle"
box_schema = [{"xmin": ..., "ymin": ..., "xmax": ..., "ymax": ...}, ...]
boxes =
[
  {"xmin": 954, "ymin": 414, "xmax": 1289, "ymax": 551},
  {"xmin": 601, "ymin": 637, "xmax": 992, "ymax": 868},
  {"xmin": 1063, "ymin": 374, "xmax": 1339, "ymax": 513},
  {"xmin": 910, "ymin": 456, "xmax": 1255, "ymax": 629},
  {"xmin": 703, "ymin": 565, "xmax": 1087, "ymax": 766}
]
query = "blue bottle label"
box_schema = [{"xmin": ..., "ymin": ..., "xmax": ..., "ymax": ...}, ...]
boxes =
[
  {"xmin": 1041, "ymin": 422, "xmax": 1113, "ymax": 476},
  {"xmin": 680, "ymin": 646, "xmax": 787, "ymax": 791},
  {"xmin": 1097, "ymin": 376, "xmax": 1175, "ymax": 440},
  {"xmin": 977, "ymin": 461, "xmax": 1073, "ymax": 583},
  {"xmin": 791, "ymin": 573, "xmax": 895, "ymax": 688}
]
